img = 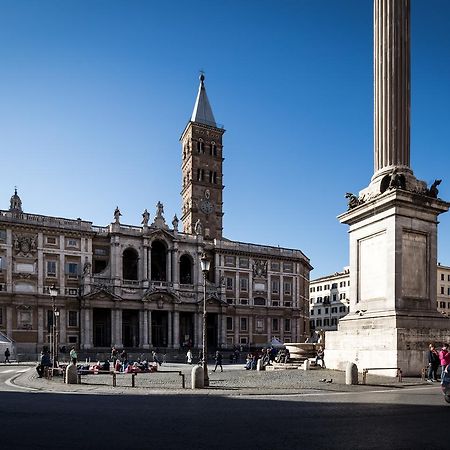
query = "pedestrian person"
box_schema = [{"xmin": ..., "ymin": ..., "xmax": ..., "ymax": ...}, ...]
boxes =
[
  {"xmin": 111, "ymin": 346, "xmax": 118, "ymax": 366},
  {"xmin": 315, "ymin": 346, "xmax": 325, "ymax": 368},
  {"xmin": 120, "ymin": 349, "xmax": 128, "ymax": 363},
  {"xmin": 4, "ymin": 347, "xmax": 11, "ymax": 363},
  {"xmin": 36, "ymin": 349, "xmax": 52, "ymax": 378},
  {"xmin": 152, "ymin": 350, "xmax": 162, "ymax": 366},
  {"xmin": 69, "ymin": 346, "xmax": 77, "ymax": 364},
  {"xmin": 427, "ymin": 343, "xmax": 440, "ymax": 382},
  {"xmin": 186, "ymin": 349, "xmax": 193, "ymax": 364},
  {"xmin": 439, "ymin": 344, "xmax": 450, "ymax": 380},
  {"xmin": 213, "ymin": 350, "xmax": 223, "ymax": 372}
]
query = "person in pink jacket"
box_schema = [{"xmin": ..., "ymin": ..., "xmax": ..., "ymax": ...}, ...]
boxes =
[{"xmin": 439, "ymin": 344, "xmax": 450, "ymax": 380}]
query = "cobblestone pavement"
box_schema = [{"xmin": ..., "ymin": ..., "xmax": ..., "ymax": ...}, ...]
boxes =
[{"xmin": 8, "ymin": 362, "xmax": 428, "ymax": 396}]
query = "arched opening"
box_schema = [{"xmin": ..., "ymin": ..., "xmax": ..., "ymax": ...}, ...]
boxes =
[
  {"xmin": 151, "ymin": 240, "xmax": 167, "ymax": 281},
  {"xmin": 123, "ymin": 248, "xmax": 139, "ymax": 280},
  {"xmin": 179, "ymin": 254, "xmax": 192, "ymax": 284}
]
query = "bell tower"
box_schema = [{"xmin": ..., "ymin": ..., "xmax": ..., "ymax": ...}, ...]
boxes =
[{"xmin": 180, "ymin": 75, "xmax": 225, "ymax": 240}]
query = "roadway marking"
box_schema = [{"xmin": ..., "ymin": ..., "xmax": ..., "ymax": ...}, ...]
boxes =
[{"xmin": 0, "ymin": 369, "xmax": 16, "ymax": 374}]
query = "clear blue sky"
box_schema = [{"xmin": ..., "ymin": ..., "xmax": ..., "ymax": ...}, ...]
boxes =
[{"xmin": 0, "ymin": 0, "xmax": 449, "ymax": 278}]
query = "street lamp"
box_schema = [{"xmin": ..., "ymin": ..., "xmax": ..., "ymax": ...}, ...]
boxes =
[
  {"xmin": 200, "ymin": 253, "xmax": 211, "ymax": 387},
  {"xmin": 49, "ymin": 285, "xmax": 59, "ymax": 368}
]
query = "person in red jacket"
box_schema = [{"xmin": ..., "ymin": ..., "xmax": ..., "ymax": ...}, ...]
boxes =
[{"xmin": 439, "ymin": 344, "xmax": 450, "ymax": 380}]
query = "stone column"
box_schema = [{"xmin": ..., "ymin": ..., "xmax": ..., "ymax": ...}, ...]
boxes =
[
  {"xmin": 374, "ymin": 0, "xmax": 410, "ymax": 176},
  {"xmin": 143, "ymin": 246, "xmax": 148, "ymax": 281},
  {"xmin": 38, "ymin": 307, "xmax": 44, "ymax": 346},
  {"xmin": 267, "ymin": 316, "xmax": 272, "ymax": 342},
  {"xmin": 167, "ymin": 250, "xmax": 172, "ymax": 283},
  {"xmin": 148, "ymin": 310, "xmax": 153, "ymax": 347},
  {"xmin": 221, "ymin": 314, "xmax": 226, "ymax": 348},
  {"xmin": 142, "ymin": 309, "xmax": 149, "ymax": 349},
  {"xmin": 167, "ymin": 311, "xmax": 173, "ymax": 348},
  {"xmin": 116, "ymin": 309, "xmax": 122, "ymax": 347},
  {"xmin": 173, "ymin": 311, "xmax": 180, "ymax": 349},
  {"xmin": 59, "ymin": 308, "xmax": 66, "ymax": 346},
  {"xmin": 139, "ymin": 310, "xmax": 145, "ymax": 347}
]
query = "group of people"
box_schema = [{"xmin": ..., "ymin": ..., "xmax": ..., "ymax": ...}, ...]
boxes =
[{"xmin": 427, "ymin": 343, "xmax": 450, "ymax": 382}]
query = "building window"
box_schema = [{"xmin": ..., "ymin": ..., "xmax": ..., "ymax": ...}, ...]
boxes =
[
  {"xmin": 310, "ymin": 286, "xmax": 315, "ymax": 292},
  {"xmin": 283, "ymin": 262, "xmax": 293, "ymax": 273},
  {"xmin": 317, "ymin": 297, "xmax": 322, "ymax": 303},
  {"xmin": 46, "ymin": 236, "xmax": 57, "ymax": 245},
  {"xmin": 224, "ymin": 256, "xmax": 236, "ymax": 267},
  {"xmin": 325, "ymin": 308, "xmax": 329, "ymax": 314},
  {"xmin": 226, "ymin": 317, "xmax": 233, "ymax": 331},
  {"xmin": 0, "ymin": 308, "xmax": 3, "ymax": 325},
  {"xmin": 272, "ymin": 318, "xmax": 279, "ymax": 332},
  {"xmin": 448, "ymin": 288, "xmax": 450, "ymax": 296},
  {"xmin": 254, "ymin": 297, "xmax": 266, "ymax": 306},
  {"xmin": 324, "ymin": 284, "xmax": 330, "ymax": 290},
  {"xmin": 317, "ymin": 309, "xmax": 321, "ymax": 315},
  {"xmin": 340, "ymin": 293, "xmax": 346, "ymax": 300},
  {"xmin": 197, "ymin": 140, "xmax": 204, "ymax": 153},
  {"xmin": 0, "ymin": 230, "xmax": 6, "ymax": 242},
  {"xmin": 324, "ymin": 318, "xmax": 330, "ymax": 326},
  {"xmin": 271, "ymin": 262, "xmax": 280, "ymax": 272},
  {"xmin": 284, "ymin": 281, "xmax": 292, "ymax": 295},
  {"xmin": 440, "ymin": 302, "xmax": 446, "ymax": 308},
  {"xmin": 441, "ymin": 273, "xmax": 445, "ymax": 281},
  {"xmin": 331, "ymin": 307, "xmax": 337, "ymax": 313},
  {"xmin": 210, "ymin": 142, "xmax": 217, "ymax": 156},
  {"xmin": 239, "ymin": 258, "xmax": 249, "ymax": 269},
  {"xmin": 310, "ymin": 310, "xmax": 314, "ymax": 316},
  {"xmin": 332, "ymin": 283, "xmax": 338, "ymax": 289},
  {"xmin": 67, "ymin": 238, "xmax": 78, "ymax": 248},
  {"xmin": 316, "ymin": 319, "xmax": 322, "ymax": 327},
  {"xmin": 256, "ymin": 319, "xmax": 264, "ymax": 330},
  {"xmin": 331, "ymin": 318, "xmax": 337, "ymax": 326},
  {"xmin": 332, "ymin": 294, "xmax": 337, "ymax": 301},
  {"xmin": 226, "ymin": 277, "xmax": 234, "ymax": 291},
  {"xmin": 271, "ymin": 280, "xmax": 280, "ymax": 294},
  {"xmin": 66, "ymin": 263, "xmax": 79, "ymax": 279},
  {"xmin": 284, "ymin": 319, "xmax": 291, "ymax": 332},
  {"xmin": 240, "ymin": 317, "xmax": 248, "ymax": 331},
  {"xmin": 0, "ymin": 256, "xmax": 3, "ymax": 272},
  {"xmin": 441, "ymin": 286, "xmax": 445, "ymax": 294},
  {"xmin": 239, "ymin": 298, "xmax": 248, "ymax": 305},
  {"xmin": 240, "ymin": 278, "xmax": 248, "ymax": 292},
  {"xmin": 239, "ymin": 337, "xmax": 248, "ymax": 345},
  {"xmin": 68, "ymin": 336, "xmax": 78, "ymax": 344},
  {"xmin": 68, "ymin": 311, "xmax": 78, "ymax": 327},
  {"xmin": 339, "ymin": 306, "xmax": 346, "ymax": 312},
  {"xmin": 197, "ymin": 168, "xmax": 204, "ymax": 181},
  {"xmin": 46, "ymin": 260, "xmax": 57, "ymax": 277}
]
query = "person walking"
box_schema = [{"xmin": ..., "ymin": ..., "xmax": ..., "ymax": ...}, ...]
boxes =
[
  {"xmin": 439, "ymin": 344, "xmax": 450, "ymax": 380},
  {"xmin": 4, "ymin": 347, "xmax": 11, "ymax": 363},
  {"xmin": 186, "ymin": 349, "xmax": 193, "ymax": 364},
  {"xmin": 152, "ymin": 350, "xmax": 162, "ymax": 367},
  {"xmin": 213, "ymin": 350, "xmax": 223, "ymax": 372},
  {"xmin": 427, "ymin": 343, "xmax": 440, "ymax": 382}
]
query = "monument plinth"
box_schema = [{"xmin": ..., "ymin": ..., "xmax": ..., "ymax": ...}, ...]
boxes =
[{"xmin": 325, "ymin": 0, "xmax": 450, "ymax": 376}]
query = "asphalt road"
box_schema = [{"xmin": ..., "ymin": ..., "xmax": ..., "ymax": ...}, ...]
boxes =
[{"xmin": 0, "ymin": 366, "xmax": 449, "ymax": 450}]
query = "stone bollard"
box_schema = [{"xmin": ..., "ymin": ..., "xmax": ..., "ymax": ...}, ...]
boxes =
[
  {"xmin": 257, "ymin": 359, "xmax": 264, "ymax": 371},
  {"xmin": 65, "ymin": 362, "xmax": 79, "ymax": 384},
  {"xmin": 303, "ymin": 359, "xmax": 310, "ymax": 371},
  {"xmin": 191, "ymin": 365, "xmax": 204, "ymax": 389},
  {"xmin": 346, "ymin": 362, "xmax": 358, "ymax": 385}
]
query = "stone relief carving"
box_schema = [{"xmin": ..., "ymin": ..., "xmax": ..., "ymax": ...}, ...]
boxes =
[
  {"xmin": 345, "ymin": 192, "xmax": 361, "ymax": 210},
  {"xmin": 252, "ymin": 260, "xmax": 268, "ymax": 278},
  {"xmin": 427, "ymin": 179, "xmax": 442, "ymax": 199},
  {"xmin": 13, "ymin": 234, "xmax": 37, "ymax": 257},
  {"xmin": 194, "ymin": 219, "xmax": 203, "ymax": 235}
]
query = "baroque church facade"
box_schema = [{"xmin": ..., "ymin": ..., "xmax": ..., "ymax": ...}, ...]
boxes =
[{"xmin": 0, "ymin": 76, "xmax": 312, "ymax": 357}]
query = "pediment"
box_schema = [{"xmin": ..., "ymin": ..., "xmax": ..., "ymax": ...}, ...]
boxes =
[{"xmin": 83, "ymin": 287, "xmax": 122, "ymax": 302}]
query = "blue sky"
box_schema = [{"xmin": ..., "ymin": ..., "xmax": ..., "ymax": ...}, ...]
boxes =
[{"xmin": 0, "ymin": 0, "xmax": 449, "ymax": 278}]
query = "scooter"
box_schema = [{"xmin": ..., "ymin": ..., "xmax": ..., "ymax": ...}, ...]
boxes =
[{"xmin": 441, "ymin": 366, "xmax": 450, "ymax": 403}]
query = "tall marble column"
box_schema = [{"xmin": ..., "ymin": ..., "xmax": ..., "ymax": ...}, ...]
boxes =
[
  {"xmin": 173, "ymin": 311, "xmax": 180, "ymax": 349},
  {"xmin": 373, "ymin": 0, "xmax": 410, "ymax": 176}
]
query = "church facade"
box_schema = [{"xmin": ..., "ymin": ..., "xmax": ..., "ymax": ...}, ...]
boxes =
[{"xmin": 0, "ymin": 76, "xmax": 312, "ymax": 357}]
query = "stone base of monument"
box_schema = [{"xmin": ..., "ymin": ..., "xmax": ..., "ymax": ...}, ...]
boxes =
[
  {"xmin": 264, "ymin": 343, "xmax": 319, "ymax": 371},
  {"xmin": 325, "ymin": 312, "xmax": 450, "ymax": 377}
]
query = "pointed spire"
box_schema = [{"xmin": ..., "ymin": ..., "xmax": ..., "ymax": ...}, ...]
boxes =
[{"xmin": 191, "ymin": 73, "xmax": 217, "ymax": 127}]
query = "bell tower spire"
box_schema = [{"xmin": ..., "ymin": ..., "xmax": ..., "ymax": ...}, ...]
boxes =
[{"xmin": 180, "ymin": 74, "xmax": 225, "ymax": 240}]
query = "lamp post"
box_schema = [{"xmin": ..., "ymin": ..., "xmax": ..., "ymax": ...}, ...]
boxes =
[
  {"xmin": 49, "ymin": 285, "xmax": 59, "ymax": 368},
  {"xmin": 200, "ymin": 253, "xmax": 211, "ymax": 387}
]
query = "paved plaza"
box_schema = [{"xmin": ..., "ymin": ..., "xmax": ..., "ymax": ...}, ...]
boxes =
[{"xmin": 4, "ymin": 361, "xmax": 428, "ymax": 396}]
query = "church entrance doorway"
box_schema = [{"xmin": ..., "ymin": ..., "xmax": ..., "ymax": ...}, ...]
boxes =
[{"xmin": 152, "ymin": 311, "xmax": 168, "ymax": 347}]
